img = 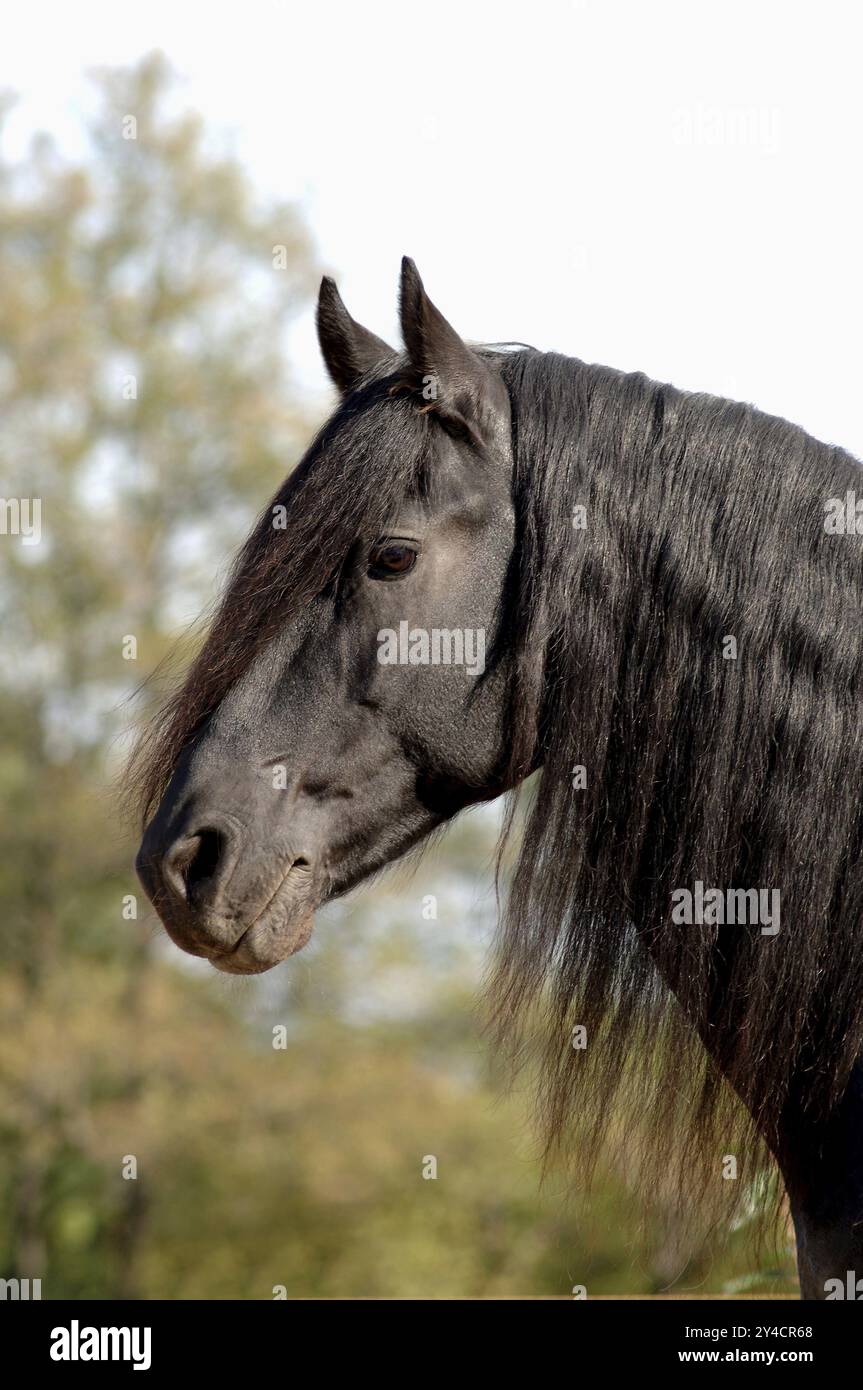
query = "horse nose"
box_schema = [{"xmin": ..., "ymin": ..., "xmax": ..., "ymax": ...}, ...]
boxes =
[
  {"xmin": 161, "ymin": 824, "xmax": 234, "ymax": 909},
  {"xmin": 136, "ymin": 811, "xmax": 249, "ymax": 956}
]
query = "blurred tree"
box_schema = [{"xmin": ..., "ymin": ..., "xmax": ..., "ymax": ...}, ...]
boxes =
[{"xmin": 0, "ymin": 50, "xmax": 318, "ymax": 1296}]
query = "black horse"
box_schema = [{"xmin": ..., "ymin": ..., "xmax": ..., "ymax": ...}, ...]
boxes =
[{"xmin": 134, "ymin": 259, "xmax": 863, "ymax": 1299}]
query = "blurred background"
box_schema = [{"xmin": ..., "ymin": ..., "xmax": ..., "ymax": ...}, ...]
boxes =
[{"xmin": 5, "ymin": 0, "xmax": 859, "ymax": 1297}]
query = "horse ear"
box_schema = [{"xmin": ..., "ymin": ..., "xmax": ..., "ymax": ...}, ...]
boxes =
[
  {"xmin": 316, "ymin": 277, "xmax": 394, "ymax": 396},
  {"xmin": 398, "ymin": 257, "xmax": 508, "ymax": 447}
]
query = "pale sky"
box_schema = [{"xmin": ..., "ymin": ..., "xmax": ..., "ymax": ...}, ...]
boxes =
[{"xmin": 4, "ymin": 0, "xmax": 862, "ymax": 453}]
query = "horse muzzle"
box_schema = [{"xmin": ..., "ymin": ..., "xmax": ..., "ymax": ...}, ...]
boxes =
[{"xmin": 135, "ymin": 805, "xmax": 319, "ymax": 974}]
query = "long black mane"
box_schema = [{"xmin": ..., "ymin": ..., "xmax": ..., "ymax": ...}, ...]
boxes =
[{"xmin": 489, "ymin": 349, "xmax": 863, "ymax": 1220}]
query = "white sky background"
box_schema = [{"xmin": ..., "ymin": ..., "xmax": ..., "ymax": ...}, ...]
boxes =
[{"xmin": 3, "ymin": 0, "xmax": 862, "ymax": 454}]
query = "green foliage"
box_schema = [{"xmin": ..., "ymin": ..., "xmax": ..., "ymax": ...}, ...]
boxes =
[{"xmin": 0, "ymin": 54, "xmax": 797, "ymax": 1299}]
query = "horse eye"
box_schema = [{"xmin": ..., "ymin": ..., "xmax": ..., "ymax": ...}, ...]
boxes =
[{"xmin": 369, "ymin": 541, "xmax": 419, "ymax": 579}]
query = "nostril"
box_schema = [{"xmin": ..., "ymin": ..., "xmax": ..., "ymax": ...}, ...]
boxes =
[
  {"xmin": 165, "ymin": 828, "xmax": 224, "ymax": 905},
  {"xmin": 186, "ymin": 829, "xmax": 224, "ymax": 891}
]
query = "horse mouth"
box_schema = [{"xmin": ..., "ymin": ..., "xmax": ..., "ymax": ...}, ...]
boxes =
[
  {"xmin": 202, "ymin": 861, "xmax": 318, "ymax": 974},
  {"xmin": 141, "ymin": 857, "xmax": 320, "ymax": 976},
  {"xmin": 207, "ymin": 906, "xmax": 316, "ymax": 975}
]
